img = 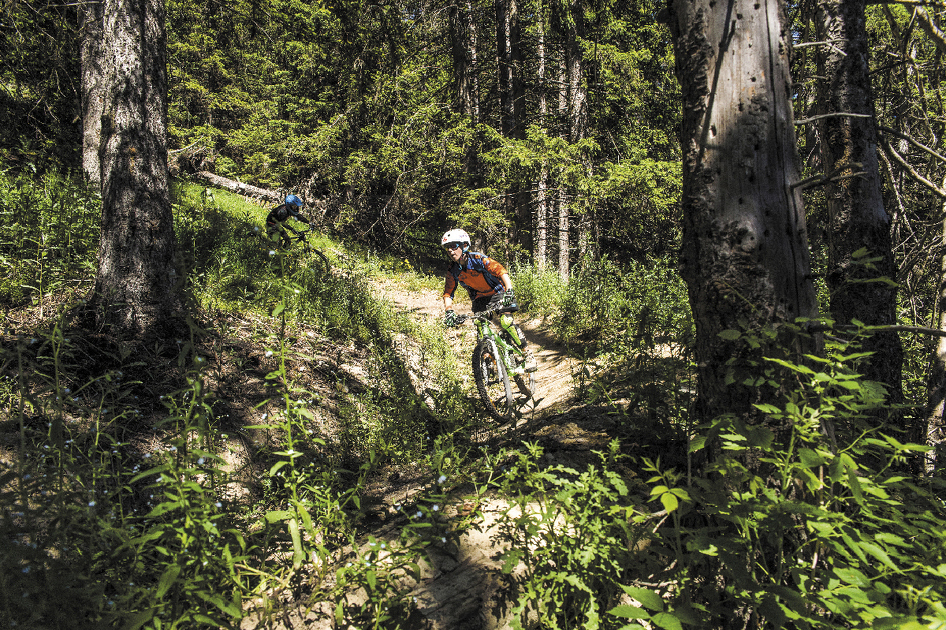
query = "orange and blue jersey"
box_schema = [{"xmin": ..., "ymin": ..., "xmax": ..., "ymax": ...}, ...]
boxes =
[{"xmin": 443, "ymin": 252, "xmax": 507, "ymax": 301}]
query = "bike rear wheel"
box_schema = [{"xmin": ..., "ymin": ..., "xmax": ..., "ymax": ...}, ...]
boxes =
[{"xmin": 472, "ymin": 339, "xmax": 515, "ymax": 423}]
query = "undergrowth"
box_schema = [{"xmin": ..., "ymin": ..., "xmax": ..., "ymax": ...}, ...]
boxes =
[{"xmin": 3, "ymin": 168, "xmax": 944, "ymax": 629}]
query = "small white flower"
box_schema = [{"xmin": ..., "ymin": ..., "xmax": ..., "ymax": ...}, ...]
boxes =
[
  {"xmin": 198, "ymin": 457, "xmax": 205, "ymax": 465},
  {"xmin": 88, "ymin": 501, "xmax": 95, "ymax": 507},
  {"xmin": 438, "ymin": 475, "xmax": 447, "ymax": 484},
  {"xmin": 265, "ymin": 350, "xmax": 273, "ymax": 358},
  {"xmin": 215, "ymin": 502, "xmax": 222, "ymax": 508},
  {"xmin": 269, "ymin": 250, "xmax": 276, "ymax": 257},
  {"xmin": 415, "ymin": 511, "xmax": 423, "ymax": 519}
]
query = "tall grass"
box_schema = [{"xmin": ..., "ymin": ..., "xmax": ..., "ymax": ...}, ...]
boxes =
[{"xmin": 0, "ymin": 168, "xmax": 99, "ymax": 310}]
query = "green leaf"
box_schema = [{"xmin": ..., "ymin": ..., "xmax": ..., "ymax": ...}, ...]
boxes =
[
  {"xmin": 269, "ymin": 461, "xmax": 288, "ymax": 476},
  {"xmin": 609, "ymin": 605, "xmax": 650, "ymax": 620},
  {"xmin": 651, "ymin": 612, "xmax": 683, "ymax": 630},
  {"xmin": 718, "ymin": 329, "xmax": 742, "ymax": 340},
  {"xmin": 264, "ymin": 509, "xmax": 292, "ymax": 523},
  {"xmin": 122, "ymin": 608, "xmax": 157, "ymax": 630},
  {"xmin": 156, "ymin": 564, "xmax": 182, "ymax": 598},
  {"xmin": 289, "ymin": 518, "xmax": 304, "ymax": 569},
  {"xmin": 618, "ymin": 586, "xmax": 664, "ymax": 611},
  {"xmin": 689, "ymin": 435, "xmax": 707, "ymax": 452},
  {"xmin": 194, "ymin": 590, "xmax": 242, "ymax": 617},
  {"xmin": 859, "ymin": 541, "xmax": 898, "ymax": 571},
  {"xmin": 660, "ymin": 492, "xmax": 679, "ymax": 513},
  {"xmin": 799, "ymin": 448, "xmax": 826, "ymax": 468}
]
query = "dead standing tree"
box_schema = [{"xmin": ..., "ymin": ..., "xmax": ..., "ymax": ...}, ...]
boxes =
[{"xmin": 666, "ymin": 0, "xmax": 818, "ymax": 425}]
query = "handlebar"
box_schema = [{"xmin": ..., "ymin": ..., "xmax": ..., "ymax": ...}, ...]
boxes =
[{"xmin": 451, "ymin": 310, "xmax": 500, "ymax": 326}]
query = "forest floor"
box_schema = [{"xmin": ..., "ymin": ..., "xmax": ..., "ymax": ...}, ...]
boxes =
[
  {"xmin": 245, "ymin": 276, "xmax": 644, "ymax": 630},
  {"xmin": 0, "ymin": 268, "xmax": 652, "ymax": 630}
]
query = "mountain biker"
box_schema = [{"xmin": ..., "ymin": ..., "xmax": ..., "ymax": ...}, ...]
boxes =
[
  {"xmin": 441, "ymin": 228, "xmax": 537, "ymax": 372},
  {"xmin": 266, "ymin": 194, "xmax": 310, "ymax": 247}
]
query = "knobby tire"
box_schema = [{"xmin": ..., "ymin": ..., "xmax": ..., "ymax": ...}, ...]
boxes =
[
  {"xmin": 472, "ymin": 339, "xmax": 514, "ymax": 423},
  {"xmin": 514, "ymin": 366, "xmax": 535, "ymax": 399}
]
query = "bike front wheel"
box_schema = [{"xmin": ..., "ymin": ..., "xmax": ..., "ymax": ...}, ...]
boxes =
[
  {"xmin": 472, "ymin": 339, "xmax": 515, "ymax": 423},
  {"xmin": 514, "ymin": 366, "xmax": 535, "ymax": 399}
]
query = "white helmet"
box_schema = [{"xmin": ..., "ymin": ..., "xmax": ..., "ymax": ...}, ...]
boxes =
[{"xmin": 441, "ymin": 228, "xmax": 471, "ymax": 249}]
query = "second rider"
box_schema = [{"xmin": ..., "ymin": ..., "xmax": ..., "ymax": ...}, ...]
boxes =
[{"xmin": 440, "ymin": 228, "xmax": 537, "ymax": 373}]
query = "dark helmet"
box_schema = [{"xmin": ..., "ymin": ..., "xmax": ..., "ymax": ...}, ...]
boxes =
[{"xmin": 285, "ymin": 194, "xmax": 303, "ymax": 208}]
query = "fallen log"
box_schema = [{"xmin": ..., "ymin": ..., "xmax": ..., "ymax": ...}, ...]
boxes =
[
  {"xmin": 195, "ymin": 171, "xmax": 280, "ymax": 204},
  {"xmin": 191, "ymin": 170, "xmax": 330, "ymax": 224}
]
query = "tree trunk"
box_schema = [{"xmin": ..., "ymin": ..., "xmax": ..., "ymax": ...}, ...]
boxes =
[
  {"xmin": 668, "ymin": 0, "xmax": 817, "ymax": 423},
  {"xmin": 468, "ymin": 0, "xmax": 480, "ymax": 122},
  {"xmin": 93, "ymin": 0, "xmax": 178, "ymax": 339},
  {"xmin": 535, "ymin": 1, "xmax": 548, "ymax": 269},
  {"xmin": 557, "ymin": 58, "xmax": 570, "ymax": 279},
  {"xmin": 558, "ymin": 182, "xmax": 570, "ymax": 279},
  {"xmin": 815, "ymin": 0, "xmax": 904, "ymax": 401},
  {"xmin": 925, "ymin": 199, "xmax": 946, "ymax": 474},
  {"xmin": 80, "ymin": 0, "xmax": 105, "ymax": 187},
  {"xmin": 450, "ymin": 1, "xmax": 475, "ymax": 119}
]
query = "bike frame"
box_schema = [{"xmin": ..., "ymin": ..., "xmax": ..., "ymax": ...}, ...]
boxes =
[{"xmin": 464, "ymin": 312, "xmax": 528, "ymax": 377}]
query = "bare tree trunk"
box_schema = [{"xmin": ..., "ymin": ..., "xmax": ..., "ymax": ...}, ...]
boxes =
[
  {"xmin": 450, "ymin": 0, "xmax": 475, "ymax": 119},
  {"xmin": 80, "ymin": 0, "xmax": 104, "ymax": 187},
  {"xmin": 565, "ymin": 2, "xmax": 587, "ymax": 143},
  {"xmin": 535, "ymin": 1, "xmax": 548, "ymax": 269},
  {"xmin": 469, "ymin": 0, "xmax": 480, "ymax": 122},
  {"xmin": 496, "ymin": 0, "xmax": 513, "ymax": 137},
  {"xmin": 93, "ymin": 0, "xmax": 178, "ymax": 339},
  {"xmin": 668, "ymin": 0, "xmax": 817, "ymax": 424},
  {"xmin": 557, "ymin": 57, "xmax": 570, "ymax": 279},
  {"xmin": 925, "ymin": 197, "xmax": 946, "ymax": 474},
  {"xmin": 815, "ymin": 0, "xmax": 904, "ymax": 403}
]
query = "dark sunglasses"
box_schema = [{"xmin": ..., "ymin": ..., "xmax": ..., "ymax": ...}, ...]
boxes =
[{"xmin": 444, "ymin": 242, "xmax": 463, "ymax": 251}]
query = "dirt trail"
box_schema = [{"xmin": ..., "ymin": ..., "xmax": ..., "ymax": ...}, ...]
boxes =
[
  {"xmin": 373, "ymin": 278, "xmax": 581, "ymax": 421},
  {"xmin": 251, "ymin": 280, "xmax": 605, "ymax": 629}
]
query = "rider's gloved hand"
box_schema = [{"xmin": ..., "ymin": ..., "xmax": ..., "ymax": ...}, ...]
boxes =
[
  {"xmin": 501, "ymin": 289, "xmax": 517, "ymax": 309},
  {"xmin": 443, "ymin": 309, "xmax": 457, "ymax": 327}
]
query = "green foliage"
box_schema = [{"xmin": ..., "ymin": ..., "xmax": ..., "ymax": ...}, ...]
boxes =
[
  {"xmin": 555, "ymin": 255, "xmax": 692, "ymax": 351},
  {"xmin": 0, "ymin": 1, "xmax": 81, "ymax": 169},
  {"xmin": 495, "ymin": 441, "xmax": 647, "ymax": 630},
  {"xmin": 643, "ymin": 332, "xmax": 946, "ymax": 628},
  {"xmin": 0, "ymin": 168, "xmax": 99, "ymax": 307},
  {"xmin": 511, "ymin": 263, "xmax": 569, "ymax": 317}
]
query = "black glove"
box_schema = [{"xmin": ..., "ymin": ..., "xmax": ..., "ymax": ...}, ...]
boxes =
[
  {"xmin": 489, "ymin": 289, "xmax": 517, "ymax": 312},
  {"xmin": 444, "ymin": 309, "xmax": 457, "ymax": 327}
]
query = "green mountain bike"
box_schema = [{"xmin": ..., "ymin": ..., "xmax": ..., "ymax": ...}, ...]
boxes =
[{"xmin": 454, "ymin": 311, "xmax": 536, "ymax": 423}]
